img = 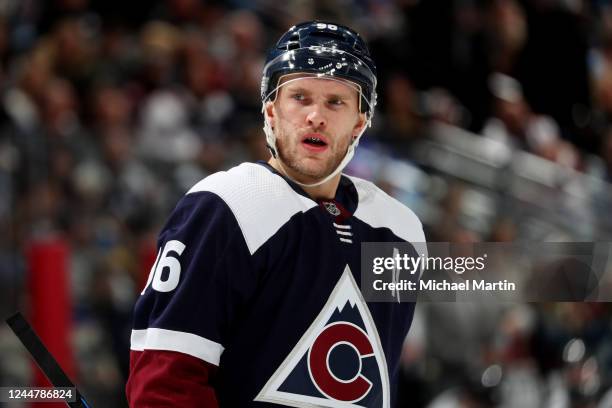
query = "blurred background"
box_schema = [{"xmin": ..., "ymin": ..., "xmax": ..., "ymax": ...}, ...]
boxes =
[{"xmin": 0, "ymin": 0, "xmax": 612, "ymax": 407}]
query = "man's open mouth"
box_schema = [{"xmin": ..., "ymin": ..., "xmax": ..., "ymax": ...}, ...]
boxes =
[
  {"xmin": 303, "ymin": 137, "xmax": 327, "ymax": 146},
  {"xmin": 302, "ymin": 133, "xmax": 329, "ymax": 148}
]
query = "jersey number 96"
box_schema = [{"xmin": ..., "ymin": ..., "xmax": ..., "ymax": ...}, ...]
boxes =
[{"xmin": 141, "ymin": 240, "xmax": 186, "ymax": 294}]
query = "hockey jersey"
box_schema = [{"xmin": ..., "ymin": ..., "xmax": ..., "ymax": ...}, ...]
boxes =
[{"xmin": 128, "ymin": 161, "xmax": 426, "ymax": 407}]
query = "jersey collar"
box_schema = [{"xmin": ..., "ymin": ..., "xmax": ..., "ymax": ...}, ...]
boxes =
[{"xmin": 256, "ymin": 161, "xmax": 358, "ymax": 215}]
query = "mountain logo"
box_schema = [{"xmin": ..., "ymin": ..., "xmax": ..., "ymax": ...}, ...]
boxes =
[{"xmin": 255, "ymin": 265, "xmax": 390, "ymax": 407}]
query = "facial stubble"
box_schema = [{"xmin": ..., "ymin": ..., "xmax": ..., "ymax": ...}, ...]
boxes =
[{"xmin": 274, "ymin": 112, "xmax": 353, "ymax": 183}]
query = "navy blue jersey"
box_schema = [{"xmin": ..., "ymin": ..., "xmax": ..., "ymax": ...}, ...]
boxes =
[{"xmin": 130, "ymin": 162, "xmax": 426, "ymax": 407}]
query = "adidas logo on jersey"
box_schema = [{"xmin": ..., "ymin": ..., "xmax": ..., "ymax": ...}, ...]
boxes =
[{"xmin": 255, "ymin": 266, "xmax": 390, "ymax": 407}]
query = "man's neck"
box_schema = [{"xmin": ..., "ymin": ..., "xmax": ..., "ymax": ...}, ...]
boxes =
[{"xmin": 268, "ymin": 158, "xmax": 340, "ymax": 200}]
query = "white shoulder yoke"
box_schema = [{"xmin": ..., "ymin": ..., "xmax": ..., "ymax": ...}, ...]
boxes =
[
  {"xmin": 187, "ymin": 163, "xmax": 317, "ymax": 255},
  {"xmin": 349, "ymin": 175, "xmax": 426, "ymax": 244}
]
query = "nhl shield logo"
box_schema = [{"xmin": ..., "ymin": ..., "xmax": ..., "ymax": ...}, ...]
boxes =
[
  {"xmin": 255, "ymin": 266, "xmax": 390, "ymax": 407},
  {"xmin": 323, "ymin": 201, "xmax": 341, "ymax": 216}
]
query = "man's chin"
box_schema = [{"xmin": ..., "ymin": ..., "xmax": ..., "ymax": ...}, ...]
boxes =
[
  {"xmin": 293, "ymin": 171, "xmax": 328, "ymax": 184},
  {"xmin": 278, "ymin": 155, "xmax": 340, "ymax": 184},
  {"xmin": 289, "ymin": 165, "xmax": 333, "ymax": 184}
]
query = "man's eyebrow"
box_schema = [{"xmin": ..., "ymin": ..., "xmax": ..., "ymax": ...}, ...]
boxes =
[
  {"xmin": 284, "ymin": 85, "xmax": 311, "ymax": 94},
  {"xmin": 326, "ymin": 92, "xmax": 352, "ymax": 100},
  {"xmin": 283, "ymin": 85, "xmax": 356, "ymax": 100}
]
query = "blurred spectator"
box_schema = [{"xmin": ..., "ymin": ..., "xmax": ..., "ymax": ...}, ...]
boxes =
[
  {"xmin": 482, "ymin": 72, "xmax": 531, "ymax": 149},
  {"xmin": 526, "ymin": 115, "xmax": 581, "ymax": 169},
  {"xmin": 602, "ymin": 127, "xmax": 612, "ymax": 181},
  {"xmin": 372, "ymin": 72, "xmax": 425, "ymax": 157},
  {"xmin": 423, "ymin": 87, "xmax": 469, "ymax": 128},
  {"xmin": 592, "ymin": 33, "xmax": 612, "ymax": 127},
  {"xmin": 487, "ymin": 0, "xmax": 527, "ymax": 73},
  {"xmin": 137, "ymin": 90, "xmax": 201, "ymax": 163}
]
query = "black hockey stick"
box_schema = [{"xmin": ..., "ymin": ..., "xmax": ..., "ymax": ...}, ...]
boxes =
[{"xmin": 5, "ymin": 312, "xmax": 92, "ymax": 408}]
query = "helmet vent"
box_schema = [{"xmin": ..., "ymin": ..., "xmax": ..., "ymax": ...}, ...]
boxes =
[
  {"xmin": 284, "ymin": 41, "xmax": 300, "ymax": 51},
  {"xmin": 282, "ymin": 33, "xmax": 301, "ymax": 51}
]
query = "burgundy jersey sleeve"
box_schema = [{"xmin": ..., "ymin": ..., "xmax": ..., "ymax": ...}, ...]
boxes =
[{"xmin": 127, "ymin": 349, "xmax": 219, "ymax": 407}]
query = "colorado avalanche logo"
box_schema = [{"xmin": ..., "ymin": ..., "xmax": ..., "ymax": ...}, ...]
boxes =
[
  {"xmin": 308, "ymin": 322, "xmax": 374, "ymax": 402},
  {"xmin": 255, "ymin": 266, "xmax": 390, "ymax": 407}
]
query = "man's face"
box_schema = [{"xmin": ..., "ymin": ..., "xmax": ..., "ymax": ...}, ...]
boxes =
[{"xmin": 266, "ymin": 75, "xmax": 366, "ymax": 184}]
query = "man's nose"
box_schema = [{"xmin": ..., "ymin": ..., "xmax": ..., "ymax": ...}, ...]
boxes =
[{"xmin": 306, "ymin": 105, "xmax": 327, "ymax": 129}]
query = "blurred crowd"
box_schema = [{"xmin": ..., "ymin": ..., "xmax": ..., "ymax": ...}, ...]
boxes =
[{"xmin": 0, "ymin": 0, "xmax": 612, "ymax": 407}]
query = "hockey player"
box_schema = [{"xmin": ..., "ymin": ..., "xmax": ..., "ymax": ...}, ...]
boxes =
[{"xmin": 127, "ymin": 21, "xmax": 426, "ymax": 407}]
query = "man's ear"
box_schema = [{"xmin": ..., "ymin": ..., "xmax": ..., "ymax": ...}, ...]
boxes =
[
  {"xmin": 352, "ymin": 112, "xmax": 367, "ymax": 139},
  {"xmin": 265, "ymin": 101, "xmax": 275, "ymax": 129}
]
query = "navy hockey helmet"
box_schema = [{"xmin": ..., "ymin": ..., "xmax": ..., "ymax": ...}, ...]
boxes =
[
  {"xmin": 261, "ymin": 21, "xmax": 377, "ymax": 187},
  {"xmin": 261, "ymin": 21, "xmax": 377, "ymax": 118}
]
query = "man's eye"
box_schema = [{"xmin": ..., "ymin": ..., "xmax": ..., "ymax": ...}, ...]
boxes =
[
  {"xmin": 329, "ymin": 99, "xmax": 344, "ymax": 106},
  {"xmin": 292, "ymin": 93, "xmax": 305, "ymax": 101}
]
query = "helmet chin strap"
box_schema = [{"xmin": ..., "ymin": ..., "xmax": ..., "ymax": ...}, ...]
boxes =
[{"xmin": 261, "ymin": 75, "xmax": 372, "ymax": 189}]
